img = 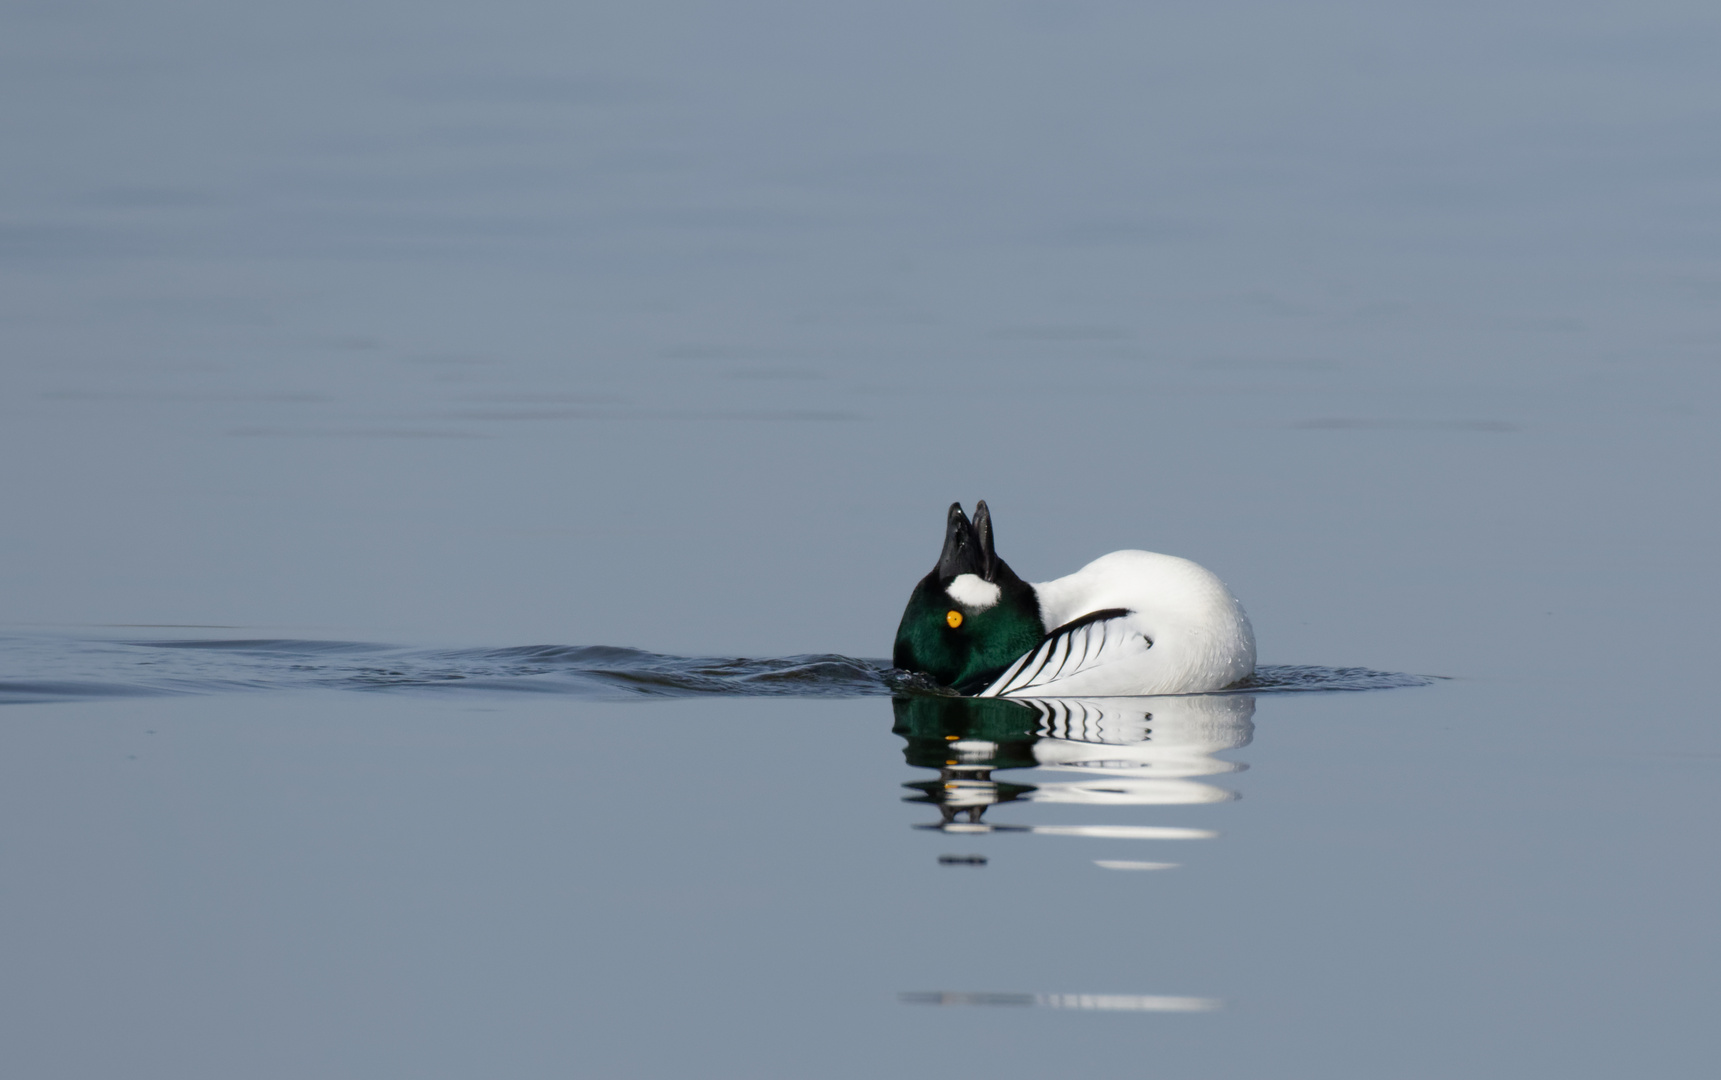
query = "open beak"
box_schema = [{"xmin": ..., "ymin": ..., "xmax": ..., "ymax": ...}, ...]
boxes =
[{"xmin": 935, "ymin": 501, "xmax": 997, "ymax": 582}]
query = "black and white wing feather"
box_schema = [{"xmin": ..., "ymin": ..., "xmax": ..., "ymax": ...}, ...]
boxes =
[{"xmin": 975, "ymin": 608, "xmax": 1148, "ymax": 698}]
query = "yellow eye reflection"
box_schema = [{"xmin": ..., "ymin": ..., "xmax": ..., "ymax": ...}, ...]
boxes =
[{"xmin": 946, "ymin": 609, "xmax": 964, "ymax": 628}]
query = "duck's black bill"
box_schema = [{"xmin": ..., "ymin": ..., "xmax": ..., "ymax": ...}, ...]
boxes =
[
  {"xmin": 935, "ymin": 501, "xmax": 997, "ymax": 582},
  {"xmin": 974, "ymin": 500, "xmax": 996, "ymax": 581},
  {"xmin": 936, "ymin": 503, "xmax": 978, "ymax": 581}
]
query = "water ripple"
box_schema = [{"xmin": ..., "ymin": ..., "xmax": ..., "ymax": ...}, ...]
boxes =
[{"xmin": 0, "ymin": 635, "xmax": 1435, "ymax": 705}]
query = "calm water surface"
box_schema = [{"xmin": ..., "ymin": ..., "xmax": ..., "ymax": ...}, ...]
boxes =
[{"xmin": 3, "ymin": 1, "xmax": 1719, "ymax": 1076}]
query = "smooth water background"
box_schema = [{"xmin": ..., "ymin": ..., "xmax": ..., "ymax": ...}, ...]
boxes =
[{"xmin": 3, "ymin": 2, "xmax": 1719, "ymax": 1076}]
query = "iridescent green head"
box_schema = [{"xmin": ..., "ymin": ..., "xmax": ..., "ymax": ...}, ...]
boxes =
[{"xmin": 892, "ymin": 501, "xmax": 1044, "ymax": 694}]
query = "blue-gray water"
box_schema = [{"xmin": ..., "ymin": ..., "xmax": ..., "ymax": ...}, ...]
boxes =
[{"xmin": 3, "ymin": 1, "xmax": 1719, "ymax": 1076}]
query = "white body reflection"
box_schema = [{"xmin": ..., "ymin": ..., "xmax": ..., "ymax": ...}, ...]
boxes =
[
  {"xmin": 1022, "ymin": 694, "xmax": 1253, "ymax": 807},
  {"xmin": 891, "ymin": 694, "xmax": 1245, "ymax": 1012},
  {"xmin": 902, "ymin": 991, "xmax": 1220, "ymax": 1012},
  {"xmin": 892, "ymin": 692, "xmax": 1254, "ymax": 842}
]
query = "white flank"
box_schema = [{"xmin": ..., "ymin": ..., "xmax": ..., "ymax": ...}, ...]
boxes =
[
  {"xmin": 979, "ymin": 549, "xmax": 1256, "ymax": 696},
  {"xmin": 946, "ymin": 573, "xmax": 1001, "ymax": 610}
]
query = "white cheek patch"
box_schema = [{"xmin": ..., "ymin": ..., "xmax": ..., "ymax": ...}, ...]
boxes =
[{"xmin": 946, "ymin": 574, "xmax": 1002, "ymax": 611}]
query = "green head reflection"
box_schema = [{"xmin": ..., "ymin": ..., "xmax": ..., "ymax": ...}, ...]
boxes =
[{"xmin": 891, "ymin": 694, "xmax": 1044, "ymax": 826}]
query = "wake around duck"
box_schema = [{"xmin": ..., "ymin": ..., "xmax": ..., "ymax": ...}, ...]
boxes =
[
  {"xmin": 5, "ymin": 504, "xmax": 1446, "ymax": 704},
  {"xmin": 892, "ymin": 502, "xmax": 1256, "ymax": 697}
]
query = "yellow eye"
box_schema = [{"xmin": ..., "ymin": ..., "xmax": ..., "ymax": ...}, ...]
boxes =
[{"xmin": 946, "ymin": 609, "xmax": 963, "ymax": 628}]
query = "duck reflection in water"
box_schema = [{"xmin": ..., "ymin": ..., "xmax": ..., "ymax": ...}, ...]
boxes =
[{"xmin": 892, "ymin": 692, "xmax": 1254, "ymax": 836}]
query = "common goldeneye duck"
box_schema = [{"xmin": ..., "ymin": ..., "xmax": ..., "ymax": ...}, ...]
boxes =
[{"xmin": 892, "ymin": 502, "xmax": 1256, "ymax": 697}]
